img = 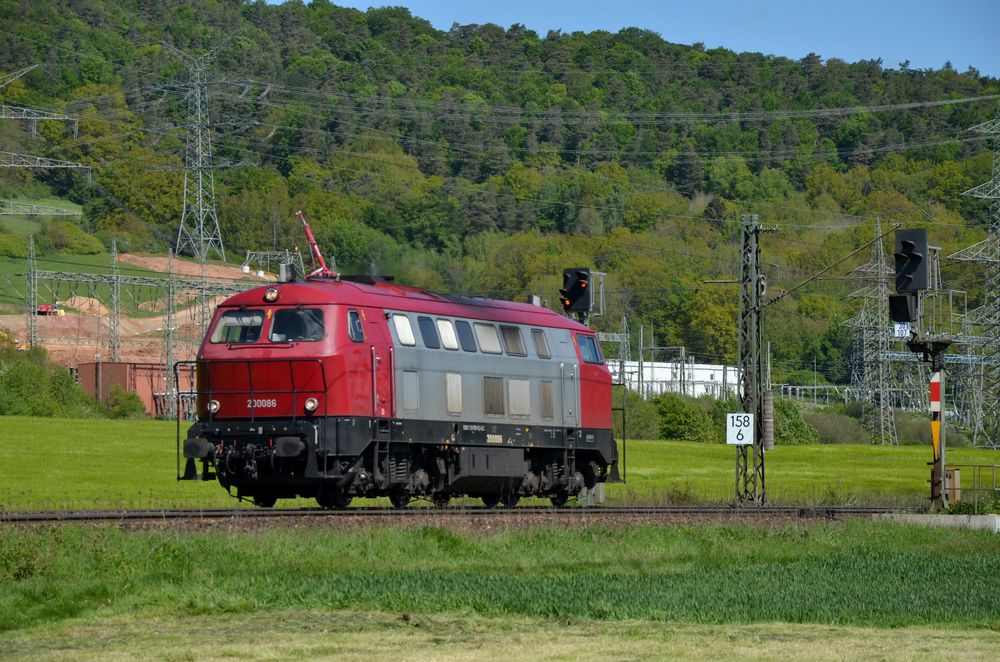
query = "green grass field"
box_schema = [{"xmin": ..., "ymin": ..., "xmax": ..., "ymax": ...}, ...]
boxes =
[
  {"xmin": 1, "ymin": 522, "xmax": 999, "ymax": 659},
  {"xmin": 4, "ymin": 416, "xmax": 1000, "ymax": 659},
  {"xmin": 1, "ymin": 416, "xmax": 998, "ymax": 510}
]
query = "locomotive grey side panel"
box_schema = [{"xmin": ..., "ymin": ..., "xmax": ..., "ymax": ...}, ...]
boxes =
[{"xmin": 385, "ymin": 311, "xmax": 582, "ymax": 430}]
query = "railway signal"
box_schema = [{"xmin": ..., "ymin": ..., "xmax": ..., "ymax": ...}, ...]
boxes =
[
  {"xmin": 894, "ymin": 229, "xmax": 928, "ymax": 293},
  {"xmin": 892, "ymin": 227, "xmax": 952, "ymax": 509},
  {"xmin": 560, "ymin": 268, "xmax": 592, "ymax": 314}
]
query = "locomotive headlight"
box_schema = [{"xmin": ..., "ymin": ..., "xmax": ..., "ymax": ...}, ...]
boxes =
[
  {"xmin": 304, "ymin": 397, "xmax": 319, "ymax": 412},
  {"xmin": 264, "ymin": 287, "xmax": 279, "ymax": 302},
  {"xmin": 207, "ymin": 399, "xmax": 221, "ymax": 414}
]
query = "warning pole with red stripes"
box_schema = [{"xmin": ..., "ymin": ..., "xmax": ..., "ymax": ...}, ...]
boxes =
[{"xmin": 929, "ymin": 370, "xmax": 946, "ymax": 510}]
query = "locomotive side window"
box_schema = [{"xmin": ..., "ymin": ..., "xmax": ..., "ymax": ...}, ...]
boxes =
[
  {"xmin": 508, "ymin": 379, "xmax": 530, "ymax": 417},
  {"xmin": 499, "ymin": 325, "xmax": 526, "ymax": 356},
  {"xmin": 347, "ymin": 310, "xmax": 364, "ymax": 342},
  {"xmin": 577, "ymin": 334, "xmax": 603, "ymax": 364},
  {"xmin": 417, "ymin": 316, "xmax": 440, "ymax": 349},
  {"xmin": 446, "ymin": 373, "xmax": 462, "ymax": 414},
  {"xmin": 455, "ymin": 320, "xmax": 477, "ymax": 352},
  {"xmin": 210, "ymin": 310, "xmax": 264, "ymax": 344},
  {"xmin": 269, "ymin": 308, "xmax": 324, "ymax": 342},
  {"xmin": 540, "ymin": 380, "xmax": 555, "ymax": 419},
  {"xmin": 474, "ymin": 323, "xmax": 502, "ymax": 354},
  {"xmin": 531, "ymin": 329, "xmax": 551, "ymax": 359},
  {"xmin": 437, "ymin": 319, "xmax": 459, "ymax": 350},
  {"xmin": 402, "ymin": 370, "xmax": 419, "ymax": 412},
  {"xmin": 391, "ymin": 314, "xmax": 415, "ymax": 346},
  {"xmin": 483, "ymin": 376, "xmax": 505, "ymax": 415}
]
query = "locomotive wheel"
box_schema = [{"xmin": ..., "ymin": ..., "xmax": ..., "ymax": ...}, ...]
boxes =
[
  {"xmin": 253, "ymin": 495, "xmax": 277, "ymax": 508},
  {"xmin": 502, "ymin": 494, "xmax": 520, "ymax": 509},
  {"xmin": 389, "ymin": 492, "xmax": 411, "ymax": 508},
  {"xmin": 481, "ymin": 494, "xmax": 500, "ymax": 508},
  {"xmin": 317, "ymin": 488, "xmax": 352, "ymax": 509},
  {"xmin": 549, "ymin": 492, "xmax": 569, "ymax": 508},
  {"xmin": 433, "ymin": 494, "xmax": 450, "ymax": 509}
]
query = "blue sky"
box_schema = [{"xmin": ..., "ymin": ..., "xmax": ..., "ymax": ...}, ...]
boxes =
[{"xmin": 310, "ymin": 0, "xmax": 999, "ymax": 76}]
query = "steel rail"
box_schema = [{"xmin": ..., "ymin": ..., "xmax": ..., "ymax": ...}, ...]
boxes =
[{"xmin": 0, "ymin": 505, "xmax": 919, "ymax": 524}]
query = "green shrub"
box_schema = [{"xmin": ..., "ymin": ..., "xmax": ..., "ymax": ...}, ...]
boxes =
[
  {"xmin": 612, "ymin": 387, "xmax": 660, "ymax": 440},
  {"xmin": 0, "ymin": 355, "xmax": 60, "ymax": 416},
  {"xmin": 894, "ymin": 412, "xmax": 931, "ymax": 445},
  {"xmin": 773, "ymin": 397, "xmax": 820, "ymax": 445},
  {"xmin": 45, "ymin": 220, "xmax": 104, "ymax": 254},
  {"xmin": 0, "ymin": 233, "xmax": 29, "ymax": 258},
  {"xmin": 804, "ymin": 409, "xmax": 869, "ymax": 444},
  {"xmin": 654, "ymin": 392, "xmax": 715, "ymax": 442},
  {"xmin": 106, "ymin": 384, "xmax": 147, "ymax": 419},
  {"xmin": 0, "ymin": 335, "xmax": 103, "ymax": 417}
]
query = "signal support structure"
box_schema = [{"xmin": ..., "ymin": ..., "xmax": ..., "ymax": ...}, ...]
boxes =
[{"xmin": 736, "ymin": 214, "xmax": 774, "ymax": 505}]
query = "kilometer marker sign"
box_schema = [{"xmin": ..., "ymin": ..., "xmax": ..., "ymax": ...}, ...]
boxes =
[{"xmin": 727, "ymin": 413, "xmax": 754, "ymax": 446}]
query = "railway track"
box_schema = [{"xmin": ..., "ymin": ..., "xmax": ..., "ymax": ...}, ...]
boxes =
[{"xmin": 0, "ymin": 505, "xmax": 917, "ymax": 524}]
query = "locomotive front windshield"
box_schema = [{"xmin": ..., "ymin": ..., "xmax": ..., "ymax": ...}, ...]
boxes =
[
  {"xmin": 210, "ymin": 310, "xmax": 264, "ymax": 343},
  {"xmin": 269, "ymin": 307, "xmax": 325, "ymax": 342}
]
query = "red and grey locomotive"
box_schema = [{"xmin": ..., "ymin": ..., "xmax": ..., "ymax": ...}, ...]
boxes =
[{"xmin": 181, "ymin": 223, "xmax": 620, "ymax": 508}]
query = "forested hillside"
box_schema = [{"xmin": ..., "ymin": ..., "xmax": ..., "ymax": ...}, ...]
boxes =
[{"xmin": 1, "ymin": 0, "xmax": 997, "ymax": 383}]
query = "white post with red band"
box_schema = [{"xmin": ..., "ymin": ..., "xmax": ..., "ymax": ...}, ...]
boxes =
[{"xmin": 929, "ymin": 370, "xmax": 946, "ymax": 507}]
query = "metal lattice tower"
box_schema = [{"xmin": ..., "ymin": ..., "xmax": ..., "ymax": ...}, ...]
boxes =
[
  {"xmin": 846, "ymin": 218, "xmax": 898, "ymax": 445},
  {"xmin": 950, "ymin": 104, "xmax": 1000, "ymax": 447},
  {"xmin": 737, "ymin": 214, "xmax": 766, "ymax": 504},
  {"xmin": 596, "ymin": 315, "xmax": 631, "ymax": 360},
  {"xmin": 0, "ymin": 199, "xmax": 81, "ymax": 216},
  {"xmin": 0, "ymin": 64, "xmax": 39, "ymax": 90},
  {"xmin": 242, "ymin": 249, "xmax": 305, "ymax": 278},
  {"xmin": 168, "ymin": 45, "xmax": 226, "ymax": 263}
]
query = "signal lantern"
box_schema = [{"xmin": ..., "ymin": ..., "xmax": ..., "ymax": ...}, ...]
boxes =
[
  {"xmin": 894, "ymin": 229, "xmax": 928, "ymax": 293},
  {"xmin": 560, "ymin": 268, "xmax": 592, "ymax": 313}
]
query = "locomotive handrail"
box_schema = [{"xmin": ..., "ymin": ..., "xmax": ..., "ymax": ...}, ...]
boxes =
[
  {"xmin": 389, "ymin": 346, "xmax": 396, "ymax": 418},
  {"xmin": 370, "ymin": 346, "xmax": 377, "ymax": 418}
]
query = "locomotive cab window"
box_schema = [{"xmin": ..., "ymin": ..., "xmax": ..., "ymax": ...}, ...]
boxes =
[
  {"xmin": 391, "ymin": 314, "xmax": 416, "ymax": 346},
  {"xmin": 348, "ymin": 310, "xmax": 364, "ymax": 342},
  {"xmin": 269, "ymin": 308, "xmax": 324, "ymax": 342},
  {"xmin": 418, "ymin": 316, "xmax": 440, "ymax": 349},
  {"xmin": 577, "ymin": 334, "xmax": 603, "ymax": 364},
  {"xmin": 210, "ymin": 310, "xmax": 264, "ymax": 344},
  {"xmin": 499, "ymin": 325, "xmax": 526, "ymax": 356}
]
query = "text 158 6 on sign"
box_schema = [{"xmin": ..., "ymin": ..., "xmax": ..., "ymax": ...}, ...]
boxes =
[{"xmin": 726, "ymin": 413, "xmax": 754, "ymax": 446}]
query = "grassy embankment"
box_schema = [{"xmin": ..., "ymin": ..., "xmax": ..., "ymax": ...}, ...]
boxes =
[
  {"xmin": 2, "ymin": 416, "xmax": 998, "ymax": 510},
  {"xmin": 1, "ymin": 522, "xmax": 999, "ymax": 659}
]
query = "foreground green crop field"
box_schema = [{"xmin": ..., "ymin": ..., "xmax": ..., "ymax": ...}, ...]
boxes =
[
  {"xmin": 1, "ymin": 522, "xmax": 999, "ymax": 659},
  {"xmin": 1, "ymin": 416, "xmax": 998, "ymax": 510}
]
